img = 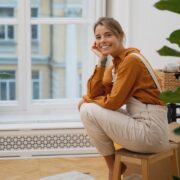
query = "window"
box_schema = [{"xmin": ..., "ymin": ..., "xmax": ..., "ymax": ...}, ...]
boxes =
[
  {"xmin": 31, "ymin": 7, "xmax": 38, "ymax": 40},
  {"xmin": 0, "ymin": 25, "xmax": 14, "ymax": 40},
  {"xmin": 0, "ymin": 0, "xmax": 106, "ymax": 124},
  {"xmin": 0, "ymin": 7, "xmax": 39, "ymax": 41},
  {"xmin": 0, "ymin": 71, "xmax": 16, "ymax": 100},
  {"xmin": 0, "ymin": 7, "xmax": 14, "ymax": 17},
  {"xmin": 0, "ymin": 7, "xmax": 14, "ymax": 41}
]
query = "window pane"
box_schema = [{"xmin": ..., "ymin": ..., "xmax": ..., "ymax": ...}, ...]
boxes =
[
  {"xmin": 32, "ymin": 71, "xmax": 40, "ymax": 99},
  {"xmin": 32, "ymin": 25, "xmax": 38, "ymax": 39},
  {"xmin": 31, "ymin": 0, "xmax": 88, "ymax": 18},
  {"xmin": 0, "ymin": 82, "xmax": 7, "ymax": 100},
  {"xmin": 0, "ymin": 3, "xmax": 16, "ymax": 18},
  {"xmin": 32, "ymin": 71, "xmax": 39, "ymax": 79},
  {"xmin": 9, "ymin": 82, "xmax": 15, "ymax": 100},
  {"xmin": 8, "ymin": 25, "xmax": 14, "ymax": 39},
  {"xmin": 0, "ymin": 71, "xmax": 16, "ymax": 100},
  {"xmin": 31, "ymin": 24, "xmax": 88, "ymax": 99},
  {"xmin": 31, "ymin": 7, "xmax": 38, "ymax": 17},
  {"xmin": 33, "ymin": 82, "xmax": 40, "ymax": 99},
  {"xmin": 0, "ymin": 26, "xmax": 5, "ymax": 39}
]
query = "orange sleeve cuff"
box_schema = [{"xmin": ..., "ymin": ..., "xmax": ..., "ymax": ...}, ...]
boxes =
[{"xmin": 90, "ymin": 66, "xmax": 105, "ymax": 80}]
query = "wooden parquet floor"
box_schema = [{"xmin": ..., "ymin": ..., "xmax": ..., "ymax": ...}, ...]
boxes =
[{"xmin": 0, "ymin": 156, "xmax": 108, "ymax": 180}]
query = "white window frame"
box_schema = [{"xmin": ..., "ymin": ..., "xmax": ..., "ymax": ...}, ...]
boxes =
[
  {"xmin": 0, "ymin": 6, "xmax": 15, "ymax": 41},
  {"xmin": 0, "ymin": 0, "xmax": 106, "ymax": 125}
]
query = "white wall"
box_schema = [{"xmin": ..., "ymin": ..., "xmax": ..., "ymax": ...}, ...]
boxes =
[{"xmin": 107, "ymin": 0, "xmax": 180, "ymax": 69}]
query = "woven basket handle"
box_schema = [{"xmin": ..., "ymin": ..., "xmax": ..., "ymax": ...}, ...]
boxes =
[{"xmin": 130, "ymin": 53, "xmax": 162, "ymax": 92}]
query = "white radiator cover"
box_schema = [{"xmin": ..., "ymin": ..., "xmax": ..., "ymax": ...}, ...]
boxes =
[{"xmin": 0, "ymin": 127, "xmax": 98, "ymax": 158}]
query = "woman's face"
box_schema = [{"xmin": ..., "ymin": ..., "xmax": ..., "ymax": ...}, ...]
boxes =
[{"xmin": 94, "ymin": 25, "xmax": 123, "ymax": 57}]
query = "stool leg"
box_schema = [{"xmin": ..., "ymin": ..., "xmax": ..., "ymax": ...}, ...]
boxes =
[
  {"xmin": 141, "ymin": 159, "xmax": 150, "ymax": 180},
  {"xmin": 112, "ymin": 154, "xmax": 122, "ymax": 180},
  {"xmin": 171, "ymin": 148, "xmax": 180, "ymax": 177}
]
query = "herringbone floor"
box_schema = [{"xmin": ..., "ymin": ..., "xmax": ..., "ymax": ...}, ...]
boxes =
[{"xmin": 0, "ymin": 156, "xmax": 108, "ymax": 180}]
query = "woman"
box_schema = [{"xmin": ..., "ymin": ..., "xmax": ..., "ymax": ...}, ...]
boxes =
[{"xmin": 78, "ymin": 17, "xmax": 169, "ymax": 180}]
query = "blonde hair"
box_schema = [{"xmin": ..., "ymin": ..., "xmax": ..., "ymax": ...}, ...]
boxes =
[{"xmin": 93, "ymin": 17, "xmax": 125, "ymax": 39}]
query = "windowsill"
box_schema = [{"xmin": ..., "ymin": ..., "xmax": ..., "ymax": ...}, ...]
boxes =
[
  {"xmin": 0, "ymin": 104, "xmax": 127, "ymax": 130},
  {"xmin": 0, "ymin": 111, "xmax": 83, "ymax": 130},
  {"xmin": 0, "ymin": 40, "xmax": 16, "ymax": 45},
  {"xmin": 0, "ymin": 121, "xmax": 84, "ymax": 131}
]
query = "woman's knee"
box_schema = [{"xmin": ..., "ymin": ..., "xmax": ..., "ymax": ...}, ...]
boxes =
[
  {"xmin": 80, "ymin": 103, "xmax": 94, "ymax": 115},
  {"xmin": 80, "ymin": 103, "xmax": 97, "ymax": 122}
]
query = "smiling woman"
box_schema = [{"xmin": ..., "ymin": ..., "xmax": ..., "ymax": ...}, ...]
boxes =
[{"xmin": 78, "ymin": 17, "xmax": 170, "ymax": 180}]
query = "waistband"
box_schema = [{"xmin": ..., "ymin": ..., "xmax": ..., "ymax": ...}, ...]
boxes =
[{"xmin": 126, "ymin": 97, "xmax": 167, "ymax": 112}]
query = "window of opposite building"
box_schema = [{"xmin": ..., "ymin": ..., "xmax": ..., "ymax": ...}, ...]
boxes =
[
  {"xmin": 0, "ymin": 71, "xmax": 16, "ymax": 100},
  {"xmin": 0, "ymin": 7, "xmax": 14, "ymax": 41},
  {"xmin": 0, "ymin": 0, "xmax": 106, "ymax": 124},
  {"xmin": 31, "ymin": 7, "xmax": 39, "ymax": 40}
]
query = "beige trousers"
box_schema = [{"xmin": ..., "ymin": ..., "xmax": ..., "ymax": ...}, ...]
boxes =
[{"xmin": 80, "ymin": 98, "xmax": 169, "ymax": 156}]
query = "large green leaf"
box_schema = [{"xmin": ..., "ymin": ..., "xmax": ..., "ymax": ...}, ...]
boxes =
[
  {"xmin": 167, "ymin": 29, "xmax": 180, "ymax": 47},
  {"xmin": 154, "ymin": 0, "xmax": 180, "ymax": 14},
  {"xmin": 173, "ymin": 126, "xmax": 180, "ymax": 135},
  {"xmin": 160, "ymin": 87, "xmax": 180, "ymax": 103},
  {"xmin": 157, "ymin": 46, "xmax": 180, "ymax": 57},
  {"xmin": 173, "ymin": 176, "xmax": 180, "ymax": 180}
]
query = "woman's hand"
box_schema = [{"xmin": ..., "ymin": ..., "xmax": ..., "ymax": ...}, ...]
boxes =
[
  {"xmin": 91, "ymin": 42, "xmax": 107, "ymax": 67},
  {"xmin": 91, "ymin": 42, "xmax": 105, "ymax": 59},
  {"xmin": 77, "ymin": 98, "xmax": 85, "ymax": 111}
]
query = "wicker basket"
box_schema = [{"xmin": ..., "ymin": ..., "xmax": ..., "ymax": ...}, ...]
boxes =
[{"xmin": 155, "ymin": 69, "xmax": 180, "ymax": 91}]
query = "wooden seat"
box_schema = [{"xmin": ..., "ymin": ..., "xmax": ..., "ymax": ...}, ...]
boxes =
[{"xmin": 112, "ymin": 144, "xmax": 180, "ymax": 180}]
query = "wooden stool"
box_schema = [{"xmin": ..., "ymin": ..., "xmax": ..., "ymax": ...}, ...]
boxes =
[{"xmin": 112, "ymin": 145, "xmax": 179, "ymax": 180}]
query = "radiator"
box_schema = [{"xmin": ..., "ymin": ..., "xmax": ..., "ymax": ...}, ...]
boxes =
[{"xmin": 0, "ymin": 127, "xmax": 98, "ymax": 158}]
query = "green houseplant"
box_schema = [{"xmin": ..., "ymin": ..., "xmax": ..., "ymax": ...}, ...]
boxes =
[
  {"xmin": 154, "ymin": 2, "xmax": 180, "ymax": 178},
  {"xmin": 174, "ymin": 176, "xmax": 180, "ymax": 180},
  {"xmin": 154, "ymin": 0, "xmax": 180, "ymax": 103}
]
